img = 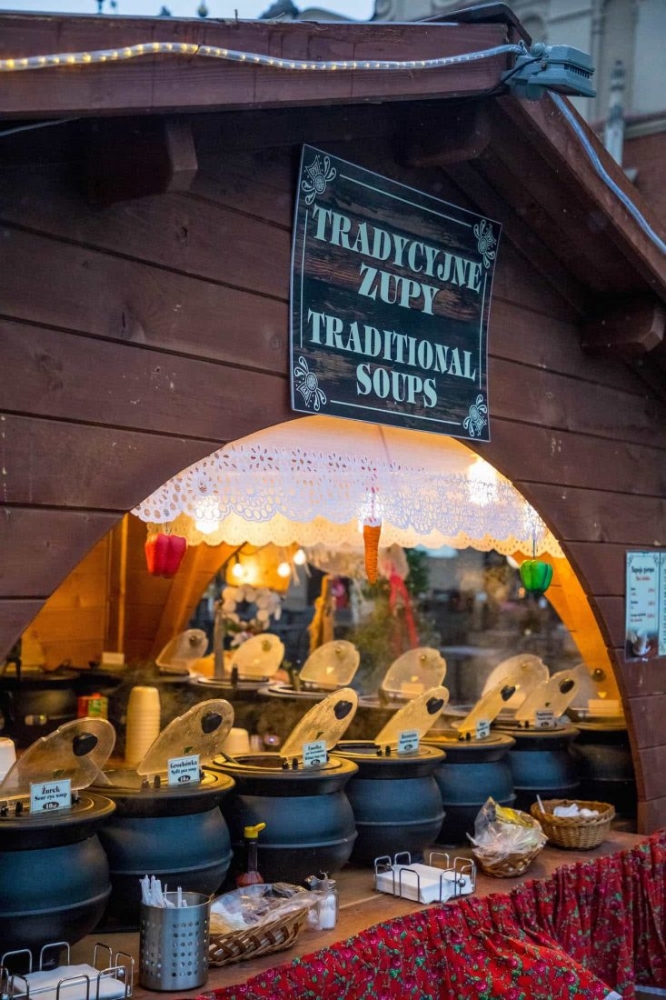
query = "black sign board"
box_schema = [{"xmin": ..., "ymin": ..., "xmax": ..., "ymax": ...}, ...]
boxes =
[{"xmin": 290, "ymin": 146, "xmax": 501, "ymax": 441}]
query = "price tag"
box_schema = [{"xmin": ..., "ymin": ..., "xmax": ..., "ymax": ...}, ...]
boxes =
[
  {"xmin": 475, "ymin": 719, "xmax": 491, "ymax": 740},
  {"xmin": 302, "ymin": 740, "xmax": 327, "ymax": 768},
  {"xmin": 397, "ymin": 730, "xmax": 420, "ymax": 755},
  {"xmin": 167, "ymin": 754, "xmax": 201, "ymax": 786},
  {"xmin": 535, "ymin": 709, "xmax": 556, "ymax": 729},
  {"xmin": 30, "ymin": 778, "xmax": 72, "ymax": 813}
]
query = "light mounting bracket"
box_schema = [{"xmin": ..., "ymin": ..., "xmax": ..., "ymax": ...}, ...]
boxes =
[{"xmin": 503, "ymin": 42, "xmax": 596, "ymax": 101}]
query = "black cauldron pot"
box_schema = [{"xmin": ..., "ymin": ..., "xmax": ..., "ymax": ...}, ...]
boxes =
[
  {"xmin": 210, "ymin": 753, "xmax": 358, "ymax": 884},
  {"xmin": 93, "ymin": 768, "xmax": 234, "ymax": 929},
  {"xmin": 424, "ymin": 731, "xmax": 516, "ymax": 844},
  {"xmin": 0, "ymin": 791, "xmax": 115, "ymax": 956},
  {"xmin": 331, "ymin": 742, "xmax": 445, "ymax": 866},
  {"xmin": 570, "ymin": 720, "xmax": 637, "ymax": 816},
  {"xmin": 0, "ymin": 668, "xmax": 79, "ymax": 748},
  {"xmin": 495, "ymin": 723, "xmax": 580, "ymax": 811}
]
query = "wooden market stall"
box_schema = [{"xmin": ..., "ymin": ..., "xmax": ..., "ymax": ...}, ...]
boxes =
[{"xmin": 1, "ymin": 6, "xmax": 666, "ymax": 840}]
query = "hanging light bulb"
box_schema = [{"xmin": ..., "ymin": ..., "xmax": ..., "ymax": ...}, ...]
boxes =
[
  {"xmin": 467, "ymin": 457, "xmax": 499, "ymax": 507},
  {"xmin": 293, "ymin": 548, "xmax": 307, "ymax": 566},
  {"xmin": 231, "ymin": 556, "xmax": 244, "ymax": 581},
  {"xmin": 194, "ymin": 495, "xmax": 221, "ymax": 535},
  {"xmin": 277, "ymin": 561, "xmax": 291, "ymax": 579}
]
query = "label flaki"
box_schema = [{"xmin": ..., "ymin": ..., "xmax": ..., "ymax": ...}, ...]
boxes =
[
  {"xmin": 167, "ymin": 754, "xmax": 201, "ymax": 786},
  {"xmin": 30, "ymin": 778, "xmax": 72, "ymax": 813},
  {"xmin": 302, "ymin": 740, "xmax": 328, "ymax": 768}
]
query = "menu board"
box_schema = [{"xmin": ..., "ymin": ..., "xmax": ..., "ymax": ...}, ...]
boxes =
[{"xmin": 625, "ymin": 551, "xmax": 662, "ymax": 661}]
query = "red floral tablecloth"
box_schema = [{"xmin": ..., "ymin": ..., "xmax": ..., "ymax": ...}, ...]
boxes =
[{"xmin": 200, "ymin": 831, "xmax": 666, "ymax": 1000}]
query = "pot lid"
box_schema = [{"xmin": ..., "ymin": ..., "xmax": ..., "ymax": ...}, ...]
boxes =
[
  {"xmin": 228, "ymin": 634, "xmax": 285, "ymax": 681},
  {"xmin": 514, "ymin": 666, "xmax": 584, "ymax": 724},
  {"xmin": 380, "ymin": 647, "xmax": 447, "ymax": 698},
  {"xmin": 0, "ymin": 719, "xmax": 116, "ymax": 800},
  {"xmin": 135, "ymin": 699, "xmax": 234, "ymax": 776},
  {"xmin": 480, "ymin": 655, "xmax": 548, "ymax": 710},
  {"xmin": 156, "ymin": 628, "xmax": 209, "ymax": 676},
  {"xmin": 0, "ymin": 666, "xmax": 79, "ymax": 688},
  {"xmin": 279, "ymin": 687, "xmax": 358, "ymax": 760},
  {"xmin": 453, "ymin": 666, "xmax": 527, "ymax": 738},
  {"xmin": 263, "ymin": 681, "xmax": 329, "ymax": 701},
  {"xmin": 425, "ymin": 729, "xmax": 516, "ymax": 750},
  {"xmin": 373, "ymin": 686, "xmax": 449, "ymax": 749},
  {"xmin": 299, "ymin": 641, "xmax": 360, "ymax": 691}
]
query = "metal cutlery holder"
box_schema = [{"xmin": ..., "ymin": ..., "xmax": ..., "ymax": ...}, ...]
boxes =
[{"xmin": 139, "ymin": 892, "xmax": 210, "ymax": 992}]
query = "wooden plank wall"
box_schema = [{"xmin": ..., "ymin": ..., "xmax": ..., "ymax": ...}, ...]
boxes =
[{"xmin": 1, "ymin": 110, "xmax": 666, "ymax": 828}]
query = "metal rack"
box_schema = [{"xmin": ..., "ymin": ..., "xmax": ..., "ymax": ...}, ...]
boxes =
[
  {"xmin": 1, "ymin": 943, "xmax": 133, "ymax": 1000},
  {"xmin": 373, "ymin": 850, "xmax": 476, "ymax": 904}
]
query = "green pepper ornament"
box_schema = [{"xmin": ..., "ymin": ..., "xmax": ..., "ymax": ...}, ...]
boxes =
[{"xmin": 519, "ymin": 559, "xmax": 553, "ymax": 598}]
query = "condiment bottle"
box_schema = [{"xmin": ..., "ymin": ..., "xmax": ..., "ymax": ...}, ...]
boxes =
[
  {"xmin": 236, "ymin": 822, "xmax": 266, "ymax": 887},
  {"xmin": 317, "ymin": 873, "xmax": 339, "ymax": 930}
]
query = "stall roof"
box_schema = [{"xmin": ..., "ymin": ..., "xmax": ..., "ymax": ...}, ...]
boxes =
[{"xmin": 1, "ymin": 8, "xmax": 666, "ymax": 393}]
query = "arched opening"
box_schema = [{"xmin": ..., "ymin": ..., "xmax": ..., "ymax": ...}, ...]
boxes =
[{"xmin": 18, "ymin": 415, "xmax": 622, "ymax": 711}]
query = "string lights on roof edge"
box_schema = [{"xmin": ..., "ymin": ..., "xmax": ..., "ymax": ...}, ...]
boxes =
[{"xmin": 0, "ymin": 40, "xmax": 523, "ymax": 74}]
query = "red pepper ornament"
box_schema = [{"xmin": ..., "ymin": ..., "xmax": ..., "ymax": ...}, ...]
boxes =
[{"xmin": 145, "ymin": 532, "xmax": 187, "ymax": 578}]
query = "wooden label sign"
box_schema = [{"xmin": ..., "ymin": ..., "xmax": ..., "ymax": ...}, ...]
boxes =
[{"xmin": 290, "ymin": 145, "xmax": 501, "ymax": 440}]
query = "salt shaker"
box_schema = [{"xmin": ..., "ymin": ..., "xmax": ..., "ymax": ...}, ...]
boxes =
[{"xmin": 317, "ymin": 874, "xmax": 339, "ymax": 930}]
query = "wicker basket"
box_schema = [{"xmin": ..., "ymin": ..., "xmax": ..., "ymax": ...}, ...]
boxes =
[
  {"xmin": 208, "ymin": 889, "xmax": 312, "ymax": 967},
  {"xmin": 472, "ymin": 840, "xmax": 544, "ymax": 878},
  {"xmin": 530, "ymin": 799, "xmax": 615, "ymax": 850}
]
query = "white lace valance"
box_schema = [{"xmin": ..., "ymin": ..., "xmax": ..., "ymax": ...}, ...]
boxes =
[{"xmin": 133, "ymin": 416, "xmax": 563, "ymax": 558}]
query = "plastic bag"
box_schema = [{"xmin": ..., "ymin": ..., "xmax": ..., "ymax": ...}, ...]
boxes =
[
  {"xmin": 468, "ymin": 797, "xmax": 546, "ymax": 863},
  {"xmin": 210, "ymin": 883, "xmax": 319, "ymax": 935}
]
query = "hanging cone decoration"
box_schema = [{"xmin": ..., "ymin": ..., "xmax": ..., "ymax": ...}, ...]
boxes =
[{"xmin": 363, "ymin": 520, "xmax": 382, "ymax": 584}]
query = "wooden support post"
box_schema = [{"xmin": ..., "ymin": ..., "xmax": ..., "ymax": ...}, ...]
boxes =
[
  {"xmin": 150, "ymin": 541, "xmax": 235, "ymax": 660},
  {"xmin": 582, "ymin": 296, "xmax": 666, "ymax": 356},
  {"xmin": 86, "ymin": 117, "xmax": 198, "ymax": 206}
]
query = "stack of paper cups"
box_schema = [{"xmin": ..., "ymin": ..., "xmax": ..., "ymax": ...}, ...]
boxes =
[
  {"xmin": 0, "ymin": 737, "xmax": 16, "ymax": 783},
  {"xmin": 125, "ymin": 686, "xmax": 161, "ymax": 766}
]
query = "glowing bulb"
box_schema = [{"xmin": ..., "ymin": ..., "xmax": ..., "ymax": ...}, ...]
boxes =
[
  {"xmin": 194, "ymin": 517, "xmax": 219, "ymax": 535},
  {"xmin": 293, "ymin": 548, "xmax": 306, "ymax": 566},
  {"xmin": 231, "ymin": 561, "xmax": 244, "ymax": 580},
  {"xmin": 277, "ymin": 561, "xmax": 291, "ymax": 578},
  {"xmin": 194, "ymin": 496, "xmax": 220, "ymax": 535},
  {"xmin": 467, "ymin": 456, "xmax": 499, "ymax": 507}
]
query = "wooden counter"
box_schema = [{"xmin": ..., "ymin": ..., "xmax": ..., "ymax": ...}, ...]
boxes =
[{"xmin": 71, "ymin": 828, "xmax": 643, "ymax": 998}]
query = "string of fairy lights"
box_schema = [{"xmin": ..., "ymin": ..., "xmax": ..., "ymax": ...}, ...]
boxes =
[
  {"xmin": 0, "ymin": 31, "xmax": 663, "ymax": 257},
  {"xmin": 0, "ymin": 40, "xmax": 524, "ymax": 74}
]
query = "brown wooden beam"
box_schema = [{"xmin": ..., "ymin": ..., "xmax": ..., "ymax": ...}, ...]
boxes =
[
  {"xmin": 497, "ymin": 93, "xmax": 666, "ymax": 308},
  {"xmin": 444, "ymin": 159, "xmax": 590, "ymax": 315},
  {"xmin": 582, "ymin": 296, "xmax": 666, "ymax": 355},
  {"xmin": 402, "ymin": 102, "xmax": 491, "ymax": 167},
  {"xmin": 0, "ymin": 15, "xmax": 510, "ymax": 118},
  {"xmin": 150, "ymin": 540, "xmax": 235, "ymax": 659},
  {"xmin": 86, "ymin": 118, "xmax": 198, "ymax": 206}
]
